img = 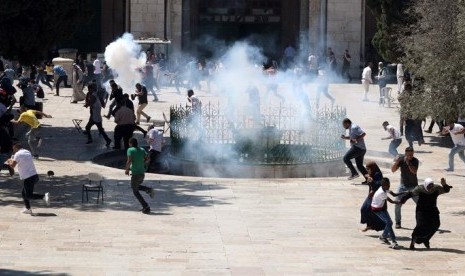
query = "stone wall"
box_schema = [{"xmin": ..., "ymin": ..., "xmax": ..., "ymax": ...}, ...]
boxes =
[
  {"xmin": 130, "ymin": 0, "xmax": 183, "ymax": 53},
  {"xmin": 130, "ymin": 0, "xmax": 165, "ymax": 39},
  {"xmin": 129, "ymin": 0, "xmax": 365, "ymax": 72},
  {"xmin": 326, "ymin": 0, "xmax": 363, "ymax": 77}
]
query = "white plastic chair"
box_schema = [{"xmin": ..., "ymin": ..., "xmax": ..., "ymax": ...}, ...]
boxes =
[{"xmin": 381, "ymin": 87, "xmax": 393, "ymax": 107}]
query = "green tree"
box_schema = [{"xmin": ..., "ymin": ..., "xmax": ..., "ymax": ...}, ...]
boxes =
[
  {"xmin": 398, "ymin": 0, "xmax": 465, "ymax": 120},
  {"xmin": 0, "ymin": 0, "xmax": 92, "ymax": 65},
  {"xmin": 367, "ymin": 0, "xmax": 411, "ymax": 62}
]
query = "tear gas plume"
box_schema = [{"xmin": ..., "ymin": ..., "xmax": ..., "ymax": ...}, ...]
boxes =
[{"xmin": 104, "ymin": 33, "xmax": 146, "ymax": 94}]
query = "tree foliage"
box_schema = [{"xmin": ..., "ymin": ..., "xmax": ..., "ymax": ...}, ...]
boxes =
[
  {"xmin": 0, "ymin": 0, "xmax": 92, "ymax": 65},
  {"xmin": 397, "ymin": 0, "xmax": 465, "ymax": 120},
  {"xmin": 366, "ymin": 0, "xmax": 411, "ymax": 62}
]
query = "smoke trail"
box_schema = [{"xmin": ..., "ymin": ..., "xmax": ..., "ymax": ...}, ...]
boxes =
[{"xmin": 104, "ymin": 33, "xmax": 146, "ymax": 94}]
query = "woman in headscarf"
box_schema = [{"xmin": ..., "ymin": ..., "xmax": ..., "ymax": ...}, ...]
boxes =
[
  {"xmin": 360, "ymin": 161, "xmax": 385, "ymax": 232},
  {"xmin": 402, "ymin": 177, "xmax": 452, "ymax": 250},
  {"xmin": 71, "ymin": 63, "xmax": 86, "ymax": 103}
]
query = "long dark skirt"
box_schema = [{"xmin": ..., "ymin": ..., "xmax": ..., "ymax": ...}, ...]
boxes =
[
  {"xmin": 405, "ymin": 119, "xmax": 424, "ymax": 143},
  {"xmin": 360, "ymin": 196, "xmax": 385, "ymax": 231},
  {"xmin": 412, "ymin": 207, "xmax": 440, "ymax": 244}
]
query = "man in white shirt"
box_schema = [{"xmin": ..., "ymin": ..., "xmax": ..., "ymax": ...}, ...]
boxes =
[
  {"xmin": 6, "ymin": 143, "xmax": 49, "ymax": 214},
  {"xmin": 442, "ymin": 120, "xmax": 465, "ymax": 171},
  {"xmin": 146, "ymin": 125, "xmax": 164, "ymax": 171},
  {"xmin": 341, "ymin": 118, "xmax": 368, "ymax": 180},
  {"xmin": 308, "ymin": 54, "xmax": 318, "ymax": 79},
  {"xmin": 375, "ymin": 62, "xmax": 387, "ymax": 104},
  {"xmin": 382, "ymin": 121, "xmax": 402, "ymax": 157},
  {"xmin": 361, "ymin": 62, "xmax": 373, "ymax": 101},
  {"xmin": 93, "ymin": 58, "xmax": 102, "ymax": 89}
]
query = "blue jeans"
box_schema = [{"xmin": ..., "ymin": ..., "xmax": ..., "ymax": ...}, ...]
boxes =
[
  {"xmin": 343, "ymin": 146, "xmax": 368, "ymax": 176},
  {"xmin": 394, "ymin": 184, "xmax": 418, "ymax": 225},
  {"xmin": 388, "ymin": 139, "xmax": 402, "ymax": 157},
  {"xmin": 374, "ymin": 209, "xmax": 396, "ymax": 242},
  {"xmin": 448, "ymin": 144, "xmax": 465, "ymax": 170}
]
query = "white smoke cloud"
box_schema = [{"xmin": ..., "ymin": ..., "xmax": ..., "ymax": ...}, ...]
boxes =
[{"xmin": 104, "ymin": 33, "xmax": 146, "ymax": 94}]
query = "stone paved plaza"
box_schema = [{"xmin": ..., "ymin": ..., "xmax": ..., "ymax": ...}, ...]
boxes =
[{"xmin": 1, "ymin": 82, "xmax": 465, "ymax": 275}]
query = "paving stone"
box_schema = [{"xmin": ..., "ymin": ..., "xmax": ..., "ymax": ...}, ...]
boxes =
[{"xmin": 1, "ymin": 83, "xmax": 465, "ymax": 274}]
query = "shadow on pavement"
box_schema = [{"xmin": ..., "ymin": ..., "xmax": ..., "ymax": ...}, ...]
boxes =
[
  {"xmin": 0, "ymin": 269, "xmax": 69, "ymax": 276},
  {"xmin": 0, "ymin": 173, "xmax": 230, "ymax": 213}
]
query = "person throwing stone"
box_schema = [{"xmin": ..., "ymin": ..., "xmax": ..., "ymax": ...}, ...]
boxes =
[{"xmin": 341, "ymin": 118, "xmax": 368, "ymax": 180}]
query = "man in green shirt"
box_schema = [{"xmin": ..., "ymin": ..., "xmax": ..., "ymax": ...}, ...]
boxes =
[{"xmin": 125, "ymin": 138, "xmax": 154, "ymax": 214}]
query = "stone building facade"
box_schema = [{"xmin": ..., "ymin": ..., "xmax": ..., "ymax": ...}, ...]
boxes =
[{"xmin": 104, "ymin": 0, "xmax": 374, "ymax": 74}]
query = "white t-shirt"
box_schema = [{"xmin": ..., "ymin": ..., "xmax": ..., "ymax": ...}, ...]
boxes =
[
  {"xmin": 449, "ymin": 123, "xmax": 465, "ymax": 146},
  {"xmin": 12, "ymin": 149, "xmax": 37, "ymax": 179},
  {"xmin": 371, "ymin": 186, "xmax": 388, "ymax": 210},
  {"xmin": 361, "ymin": 66, "xmax": 372, "ymax": 83},
  {"xmin": 386, "ymin": 124, "xmax": 401, "ymax": 140},
  {"xmin": 147, "ymin": 129, "xmax": 163, "ymax": 152},
  {"xmin": 93, "ymin": 59, "xmax": 101, "ymax": 74}
]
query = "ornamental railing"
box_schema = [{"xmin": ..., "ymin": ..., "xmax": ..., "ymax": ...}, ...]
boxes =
[{"xmin": 170, "ymin": 102, "xmax": 346, "ymax": 164}]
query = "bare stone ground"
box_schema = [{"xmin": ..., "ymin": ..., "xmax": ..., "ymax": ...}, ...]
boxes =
[{"xmin": 1, "ymin": 81, "xmax": 464, "ymax": 275}]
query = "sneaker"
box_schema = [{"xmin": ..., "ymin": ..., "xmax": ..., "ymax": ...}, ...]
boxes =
[
  {"xmin": 21, "ymin": 208, "xmax": 32, "ymax": 214},
  {"xmin": 149, "ymin": 188, "xmax": 155, "ymax": 199},
  {"xmin": 395, "ymin": 223, "xmax": 401, "ymax": 229},
  {"xmin": 105, "ymin": 139, "xmax": 112, "ymax": 147},
  {"xmin": 37, "ymin": 138, "xmax": 42, "ymax": 148},
  {"xmin": 347, "ymin": 174, "xmax": 360, "ymax": 180},
  {"xmin": 444, "ymin": 168, "xmax": 454, "ymax": 172},
  {"xmin": 32, "ymin": 154, "xmax": 39, "ymax": 159},
  {"xmin": 390, "ymin": 242, "xmax": 399, "ymax": 249},
  {"xmin": 379, "ymin": 235, "xmax": 391, "ymax": 245},
  {"xmin": 146, "ymin": 116, "xmax": 151, "ymax": 123},
  {"xmin": 142, "ymin": 207, "xmax": 151, "ymax": 214},
  {"xmin": 44, "ymin": 192, "xmax": 50, "ymax": 206}
]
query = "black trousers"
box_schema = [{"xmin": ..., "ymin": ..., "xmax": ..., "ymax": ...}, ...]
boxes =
[
  {"xmin": 22, "ymin": 174, "xmax": 43, "ymax": 209},
  {"xmin": 85, "ymin": 118, "xmax": 111, "ymax": 143},
  {"xmin": 114, "ymin": 124, "xmax": 135, "ymax": 149},
  {"xmin": 55, "ymin": 75, "xmax": 69, "ymax": 95},
  {"xmin": 131, "ymin": 174, "xmax": 150, "ymax": 209},
  {"xmin": 343, "ymin": 146, "xmax": 368, "ymax": 176}
]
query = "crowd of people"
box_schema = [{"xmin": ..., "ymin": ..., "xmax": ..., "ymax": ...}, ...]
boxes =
[
  {"xmin": 1, "ymin": 45, "xmax": 463, "ymax": 228},
  {"xmin": 0, "ymin": 53, "xmax": 170, "ymax": 215},
  {"xmin": 341, "ymin": 117, "xmax": 454, "ymax": 250}
]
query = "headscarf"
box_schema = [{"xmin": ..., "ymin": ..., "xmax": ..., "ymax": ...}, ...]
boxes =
[{"xmin": 423, "ymin": 178, "xmax": 434, "ymax": 190}]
